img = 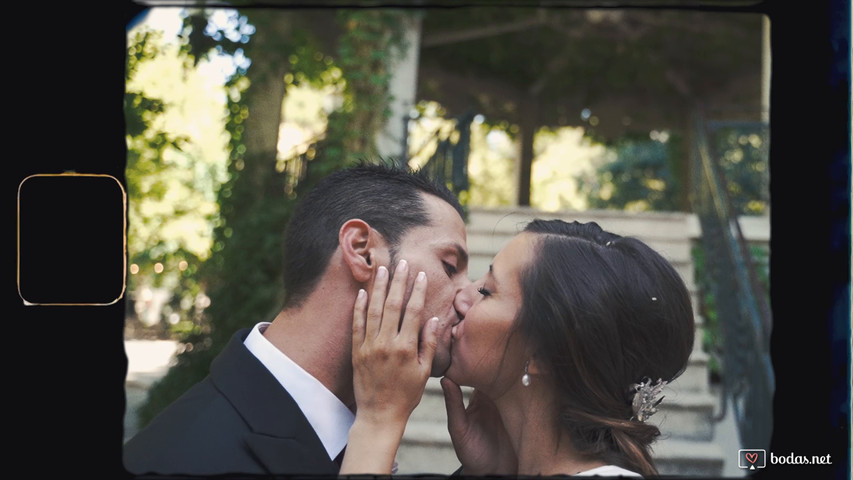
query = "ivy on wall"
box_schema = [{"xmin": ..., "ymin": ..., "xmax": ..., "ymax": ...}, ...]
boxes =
[{"xmin": 321, "ymin": 10, "xmax": 410, "ymax": 167}]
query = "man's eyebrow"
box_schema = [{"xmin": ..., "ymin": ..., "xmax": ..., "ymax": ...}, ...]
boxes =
[
  {"xmin": 453, "ymin": 243, "xmax": 469, "ymax": 268},
  {"xmin": 439, "ymin": 242, "xmax": 468, "ymax": 267}
]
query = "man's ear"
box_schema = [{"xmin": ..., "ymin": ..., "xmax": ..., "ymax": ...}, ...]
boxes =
[{"xmin": 340, "ymin": 219, "xmax": 385, "ymax": 283}]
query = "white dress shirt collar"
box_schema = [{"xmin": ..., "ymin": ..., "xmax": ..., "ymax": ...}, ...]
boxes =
[{"xmin": 244, "ymin": 322, "xmax": 354, "ymax": 461}]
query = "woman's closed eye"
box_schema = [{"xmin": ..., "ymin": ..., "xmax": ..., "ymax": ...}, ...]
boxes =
[{"xmin": 477, "ymin": 286, "xmax": 491, "ymax": 297}]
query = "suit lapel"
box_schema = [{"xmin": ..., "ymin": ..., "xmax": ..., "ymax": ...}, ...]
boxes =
[
  {"xmin": 210, "ymin": 329, "xmax": 338, "ymax": 475},
  {"xmin": 243, "ymin": 434, "xmax": 338, "ymax": 475}
]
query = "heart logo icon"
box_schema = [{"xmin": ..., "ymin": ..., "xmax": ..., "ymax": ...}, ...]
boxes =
[{"xmin": 745, "ymin": 452, "xmax": 758, "ymax": 464}]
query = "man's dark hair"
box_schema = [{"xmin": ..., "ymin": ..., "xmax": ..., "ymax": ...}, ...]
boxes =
[{"xmin": 281, "ymin": 161, "xmax": 464, "ymax": 308}]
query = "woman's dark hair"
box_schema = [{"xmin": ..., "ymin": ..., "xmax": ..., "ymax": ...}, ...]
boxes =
[
  {"xmin": 517, "ymin": 219, "xmax": 695, "ymax": 476},
  {"xmin": 281, "ymin": 161, "xmax": 464, "ymax": 308}
]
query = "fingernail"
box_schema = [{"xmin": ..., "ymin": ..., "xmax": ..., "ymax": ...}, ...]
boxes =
[
  {"xmin": 430, "ymin": 317, "xmax": 439, "ymax": 331},
  {"xmin": 397, "ymin": 259, "xmax": 408, "ymax": 273},
  {"xmin": 357, "ymin": 289, "xmax": 366, "ymax": 299},
  {"xmin": 417, "ymin": 271, "xmax": 426, "ymax": 282},
  {"xmin": 377, "ymin": 266, "xmax": 387, "ymax": 279}
]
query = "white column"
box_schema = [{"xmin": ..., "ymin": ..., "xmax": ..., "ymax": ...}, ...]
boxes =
[{"xmin": 376, "ymin": 12, "xmax": 423, "ymax": 165}]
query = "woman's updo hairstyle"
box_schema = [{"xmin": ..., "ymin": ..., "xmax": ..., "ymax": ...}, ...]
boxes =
[{"xmin": 516, "ymin": 219, "xmax": 695, "ymax": 476}]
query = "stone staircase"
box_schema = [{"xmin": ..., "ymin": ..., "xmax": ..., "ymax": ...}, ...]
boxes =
[{"xmin": 395, "ymin": 207, "xmax": 728, "ymax": 476}]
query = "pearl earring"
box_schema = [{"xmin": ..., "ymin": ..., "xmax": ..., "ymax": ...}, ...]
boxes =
[{"xmin": 522, "ymin": 360, "xmax": 531, "ymax": 387}]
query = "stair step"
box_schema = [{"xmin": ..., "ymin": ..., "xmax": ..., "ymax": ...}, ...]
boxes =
[
  {"xmin": 651, "ymin": 390, "xmax": 718, "ymax": 441},
  {"xmin": 412, "ymin": 363, "xmax": 712, "ymax": 424},
  {"xmin": 465, "ymin": 210, "xmax": 699, "ymax": 294},
  {"xmin": 396, "ymin": 421, "xmax": 725, "ymax": 477},
  {"xmin": 467, "ymin": 231, "xmax": 694, "ymax": 262},
  {"xmin": 401, "ymin": 419, "xmax": 452, "ymax": 446},
  {"xmin": 674, "ymin": 348, "xmax": 712, "ymax": 393},
  {"xmin": 653, "ymin": 438, "xmax": 726, "ymax": 477},
  {"xmin": 468, "ymin": 245, "xmax": 697, "ymax": 292},
  {"xmin": 408, "ymin": 378, "xmax": 467, "ymax": 425},
  {"xmin": 410, "ymin": 381, "xmax": 717, "ymax": 443},
  {"xmin": 397, "ymin": 433, "xmax": 458, "ymax": 474},
  {"xmin": 465, "ymin": 207, "xmax": 698, "ymax": 241}
]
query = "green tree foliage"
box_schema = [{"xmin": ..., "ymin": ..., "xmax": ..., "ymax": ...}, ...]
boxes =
[
  {"xmin": 126, "ymin": 30, "xmax": 192, "ymax": 285},
  {"xmin": 530, "ymin": 125, "xmax": 610, "ymax": 211},
  {"xmin": 466, "ymin": 122, "xmax": 517, "ymax": 207},
  {"xmin": 137, "ymin": 9, "xmax": 292, "ymax": 427},
  {"xmin": 322, "ymin": 9, "xmax": 409, "ymax": 165},
  {"xmin": 136, "ymin": 8, "xmax": 413, "ymax": 427},
  {"xmin": 577, "ymin": 134, "xmax": 683, "ymax": 211},
  {"xmin": 706, "ymin": 124, "xmax": 770, "ymax": 215},
  {"xmin": 577, "ymin": 121, "xmax": 767, "ymax": 215},
  {"xmin": 125, "ymin": 27, "xmax": 223, "ymax": 340}
]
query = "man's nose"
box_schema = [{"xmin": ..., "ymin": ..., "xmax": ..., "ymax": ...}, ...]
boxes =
[{"xmin": 453, "ymin": 279, "xmax": 475, "ymax": 320}]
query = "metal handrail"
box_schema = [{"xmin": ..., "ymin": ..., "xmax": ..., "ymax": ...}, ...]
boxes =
[
  {"xmin": 410, "ymin": 112, "xmax": 474, "ymax": 195},
  {"xmin": 692, "ymin": 110, "xmax": 774, "ymax": 451}
]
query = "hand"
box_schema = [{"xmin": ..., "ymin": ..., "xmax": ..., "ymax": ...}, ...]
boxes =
[
  {"xmin": 340, "ymin": 260, "xmax": 440, "ymax": 474},
  {"xmin": 441, "ymin": 377, "xmax": 518, "ymax": 475},
  {"xmin": 352, "ymin": 259, "xmax": 439, "ymax": 424}
]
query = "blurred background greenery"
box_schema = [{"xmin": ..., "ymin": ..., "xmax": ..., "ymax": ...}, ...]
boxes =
[{"xmin": 124, "ymin": 6, "xmax": 769, "ymax": 427}]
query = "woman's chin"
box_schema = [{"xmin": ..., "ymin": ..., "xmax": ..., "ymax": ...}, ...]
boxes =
[{"xmin": 443, "ymin": 359, "xmax": 468, "ymax": 386}]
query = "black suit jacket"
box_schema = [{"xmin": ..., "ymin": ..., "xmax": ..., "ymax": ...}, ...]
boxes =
[{"xmin": 123, "ymin": 328, "xmax": 339, "ymax": 477}]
